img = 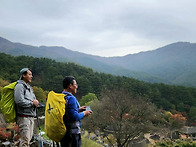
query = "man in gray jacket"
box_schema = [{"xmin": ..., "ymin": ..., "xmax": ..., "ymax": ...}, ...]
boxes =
[{"xmin": 14, "ymin": 68, "xmax": 39, "ymax": 147}]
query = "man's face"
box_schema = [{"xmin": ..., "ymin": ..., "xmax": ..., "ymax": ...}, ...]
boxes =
[
  {"xmin": 70, "ymin": 80, "xmax": 78, "ymax": 95},
  {"xmin": 23, "ymin": 70, "xmax": 33, "ymax": 83}
]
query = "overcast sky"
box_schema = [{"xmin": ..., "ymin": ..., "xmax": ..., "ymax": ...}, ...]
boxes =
[{"xmin": 1, "ymin": 0, "xmax": 196, "ymax": 57}]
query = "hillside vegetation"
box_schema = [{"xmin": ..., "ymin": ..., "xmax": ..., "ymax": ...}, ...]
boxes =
[{"xmin": 0, "ymin": 53, "xmax": 196, "ymax": 122}]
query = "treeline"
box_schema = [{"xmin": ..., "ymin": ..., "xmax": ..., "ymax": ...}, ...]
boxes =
[{"xmin": 0, "ymin": 53, "xmax": 196, "ymax": 121}]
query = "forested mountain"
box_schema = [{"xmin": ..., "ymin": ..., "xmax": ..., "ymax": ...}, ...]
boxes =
[
  {"xmin": 0, "ymin": 36, "xmax": 196, "ymax": 87},
  {"xmin": 0, "ymin": 53, "xmax": 196, "ymax": 121},
  {"xmin": 98, "ymin": 42, "xmax": 196, "ymax": 87}
]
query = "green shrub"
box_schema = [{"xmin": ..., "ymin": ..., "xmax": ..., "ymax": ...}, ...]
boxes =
[
  {"xmin": 81, "ymin": 136, "xmax": 103, "ymax": 147},
  {"xmin": 154, "ymin": 139, "xmax": 196, "ymax": 147}
]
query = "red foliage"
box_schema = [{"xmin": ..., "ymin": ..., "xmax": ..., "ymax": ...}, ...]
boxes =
[
  {"xmin": 10, "ymin": 125, "xmax": 20, "ymax": 133},
  {"xmin": 0, "ymin": 131, "xmax": 11, "ymax": 141},
  {"xmin": 0, "ymin": 123, "xmax": 20, "ymax": 141},
  {"xmin": 0, "ymin": 127, "xmax": 6, "ymax": 131}
]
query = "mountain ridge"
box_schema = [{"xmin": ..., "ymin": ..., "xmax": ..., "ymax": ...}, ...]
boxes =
[{"xmin": 0, "ymin": 36, "xmax": 195, "ymax": 87}]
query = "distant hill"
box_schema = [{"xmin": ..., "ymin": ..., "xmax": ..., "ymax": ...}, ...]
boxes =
[
  {"xmin": 0, "ymin": 36, "xmax": 196, "ymax": 87},
  {"xmin": 96, "ymin": 42, "xmax": 196, "ymax": 87}
]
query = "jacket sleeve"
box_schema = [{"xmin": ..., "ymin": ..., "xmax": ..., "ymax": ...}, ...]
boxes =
[
  {"xmin": 14, "ymin": 84, "xmax": 33, "ymax": 108},
  {"xmin": 68, "ymin": 96, "xmax": 84, "ymax": 121}
]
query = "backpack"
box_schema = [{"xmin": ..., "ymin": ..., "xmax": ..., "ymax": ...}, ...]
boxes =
[
  {"xmin": 45, "ymin": 91, "xmax": 67, "ymax": 142},
  {"xmin": 0, "ymin": 82, "xmax": 17, "ymax": 123}
]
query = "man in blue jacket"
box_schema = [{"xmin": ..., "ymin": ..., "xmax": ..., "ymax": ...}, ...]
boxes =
[
  {"xmin": 14, "ymin": 68, "xmax": 39, "ymax": 147},
  {"xmin": 61, "ymin": 76, "xmax": 92, "ymax": 147}
]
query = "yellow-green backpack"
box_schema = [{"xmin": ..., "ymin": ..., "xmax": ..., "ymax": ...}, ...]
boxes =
[
  {"xmin": 0, "ymin": 82, "xmax": 17, "ymax": 123},
  {"xmin": 45, "ymin": 91, "xmax": 67, "ymax": 142}
]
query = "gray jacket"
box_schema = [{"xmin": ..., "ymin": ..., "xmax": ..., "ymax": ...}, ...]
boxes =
[{"xmin": 14, "ymin": 80, "xmax": 37, "ymax": 117}]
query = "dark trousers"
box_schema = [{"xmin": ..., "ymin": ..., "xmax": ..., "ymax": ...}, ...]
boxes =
[{"xmin": 60, "ymin": 133, "xmax": 81, "ymax": 147}]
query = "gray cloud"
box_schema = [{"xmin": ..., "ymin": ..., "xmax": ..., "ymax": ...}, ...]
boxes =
[{"xmin": 0, "ymin": 0, "xmax": 196, "ymax": 57}]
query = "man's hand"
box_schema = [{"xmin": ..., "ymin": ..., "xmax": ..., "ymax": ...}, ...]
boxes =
[
  {"xmin": 32, "ymin": 100, "xmax": 39, "ymax": 107},
  {"xmin": 79, "ymin": 106, "xmax": 87, "ymax": 112},
  {"xmin": 83, "ymin": 110, "xmax": 92, "ymax": 117}
]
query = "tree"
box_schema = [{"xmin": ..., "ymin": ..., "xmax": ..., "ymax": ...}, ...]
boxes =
[
  {"xmin": 33, "ymin": 86, "xmax": 47, "ymax": 103},
  {"xmin": 189, "ymin": 106, "xmax": 196, "ymax": 121},
  {"xmin": 83, "ymin": 89, "xmax": 158, "ymax": 147},
  {"xmin": 168, "ymin": 113, "xmax": 186, "ymax": 130},
  {"xmin": 79, "ymin": 93, "xmax": 98, "ymax": 106},
  {"xmin": 164, "ymin": 111, "xmax": 186, "ymax": 136},
  {"xmin": 163, "ymin": 111, "xmax": 187, "ymax": 139}
]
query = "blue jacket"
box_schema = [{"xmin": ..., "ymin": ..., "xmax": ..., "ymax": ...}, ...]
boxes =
[{"xmin": 62, "ymin": 91, "xmax": 84, "ymax": 134}]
